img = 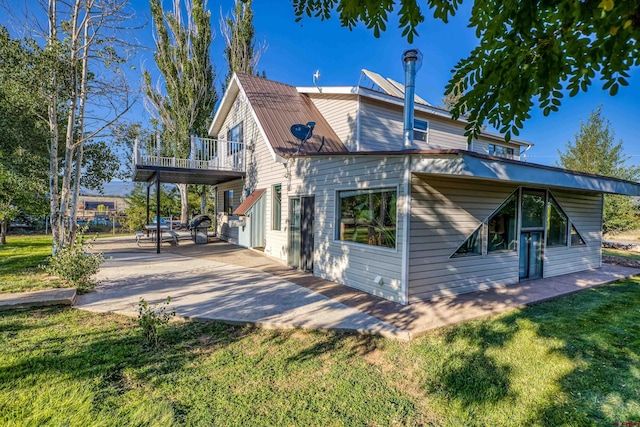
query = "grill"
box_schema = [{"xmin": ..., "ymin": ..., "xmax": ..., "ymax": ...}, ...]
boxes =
[
  {"xmin": 189, "ymin": 215, "xmax": 211, "ymax": 244},
  {"xmin": 189, "ymin": 215, "xmax": 212, "ymax": 229}
]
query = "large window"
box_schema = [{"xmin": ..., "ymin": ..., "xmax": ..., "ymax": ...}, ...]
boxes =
[
  {"xmin": 272, "ymin": 184, "xmax": 282, "ymax": 231},
  {"xmin": 547, "ymin": 196, "xmax": 568, "ymax": 247},
  {"xmin": 521, "ymin": 189, "xmax": 546, "ymax": 228},
  {"xmin": 488, "ymin": 193, "xmax": 518, "ymax": 252},
  {"xmin": 223, "ymin": 190, "xmax": 233, "ymax": 215},
  {"xmin": 337, "ymin": 188, "xmax": 397, "ymax": 249}
]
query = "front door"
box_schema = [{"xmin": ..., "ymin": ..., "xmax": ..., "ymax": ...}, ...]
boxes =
[
  {"xmin": 289, "ymin": 196, "xmax": 314, "ymax": 271},
  {"xmin": 519, "ymin": 231, "xmax": 543, "ymax": 280}
]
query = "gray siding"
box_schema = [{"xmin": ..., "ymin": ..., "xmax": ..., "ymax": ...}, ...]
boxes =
[
  {"xmin": 409, "ymin": 175, "xmax": 520, "ymax": 301},
  {"xmin": 543, "ymin": 190, "xmax": 603, "ymax": 277},
  {"xmin": 215, "ymin": 179, "xmax": 244, "ymax": 244},
  {"xmin": 358, "ymin": 98, "xmax": 521, "ymax": 157},
  {"xmin": 308, "ymin": 94, "xmax": 358, "ymax": 151},
  {"xmin": 289, "ymin": 155, "xmax": 408, "ymax": 303}
]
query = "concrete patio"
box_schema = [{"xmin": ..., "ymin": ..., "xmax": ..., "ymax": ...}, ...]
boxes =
[{"xmin": 68, "ymin": 235, "xmax": 640, "ymax": 339}]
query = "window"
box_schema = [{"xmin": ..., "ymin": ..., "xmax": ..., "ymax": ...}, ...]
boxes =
[
  {"xmin": 546, "ymin": 196, "xmax": 568, "ymax": 247},
  {"xmin": 571, "ymin": 225, "xmax": 586, "ymax": 246},
  {"xmin": 337, "ymin": 188, "xmax": 397, "ymax": 249},
  {"xmin": 414, "ymin": 119, "xmax": 428, "ymax": 142},
  {"xmin": 521, "ymin": 189, "xmax": 546, "ymax": 228},
  {"xmin": 223, "ymin": 190, "xmax": 233, "ymax": 215},
  {"xmin": 452, "ymin": 225, "xmax": 482, "ymax": 257},
  {"xmin": 489, "ymin": 144, "xmax": 515, "ymax": 158},
  {"xmin": 226, "ymin": 122, "xmax": 243, "ymax": 153},
  {"xmin": 272, "ymin": 185, "xmax": 282, "ymax": 231},
  {"xmin": 488, "ymin": 193, "xmax": 517, "ymax": 252}
]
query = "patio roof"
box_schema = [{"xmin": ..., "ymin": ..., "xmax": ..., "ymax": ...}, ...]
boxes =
[
  {"xmin": 410, "ymin": 150, "xmax": 640, "ymax": 196},
  {"xmin": 134, "ymin": 165, "xmax": 245, "ymax": 185}
]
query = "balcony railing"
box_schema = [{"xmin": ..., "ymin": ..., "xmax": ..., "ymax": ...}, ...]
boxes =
[{"xmin": 134, "ymin": 136, "xmax": 245, "ymax": 172}]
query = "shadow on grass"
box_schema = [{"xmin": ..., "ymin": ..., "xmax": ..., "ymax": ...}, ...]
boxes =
[
  {"xmin": 0, "ymin": 307, "xmax": 250, "ymax": 418},
  {"xmin": 412, "ymin": 278, "xmax": 640, "ymax": 425}
]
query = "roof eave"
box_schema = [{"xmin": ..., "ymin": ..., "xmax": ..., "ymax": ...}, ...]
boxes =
[{"xmin": 411, "ymin": 151, "xmax": 640, "ymax": 196}]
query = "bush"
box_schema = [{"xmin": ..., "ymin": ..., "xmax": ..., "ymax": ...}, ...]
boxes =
[
  {"xmin": 138, "ymin": 297, "xmax": 175, "ymax": 348},
  {"xmin": 45, "ymin": 231, "xmax": 104, "ymax": 293}
]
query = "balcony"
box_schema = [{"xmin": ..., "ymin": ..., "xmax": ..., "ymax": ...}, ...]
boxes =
[{"xmin": 133, "ymin": 136, "xmax": 246, "ymax": 185}]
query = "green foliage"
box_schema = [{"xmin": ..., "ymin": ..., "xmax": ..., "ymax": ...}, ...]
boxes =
[
  {"xmin": 222, "ymin": 0, "xmax": 257, "ymax": 91},
  {"xmin": 45, "ymin": 230, "xmax": 104, "ymax": 293},
  {"xmin": 558, "ymin": 107, "xmax": 640, "ymax": 233},
  {"xmin": 292, "ymin": 0, "xmax": 640, "ymax": 140},
  {"xmin": 0, "ymin": 27, "xmax": 49, "ymax": 224},
  {"xmin": 144, "ymin": 0, "xmax": 217, "ymax": 156},
  {"xmin": 137, "ymin": 297, "xmax": 175, "ymax": 348}
]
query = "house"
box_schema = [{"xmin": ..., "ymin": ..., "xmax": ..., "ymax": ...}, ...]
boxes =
[{"xmin": 134, "ymin": 55, "xmax": 640, "ymax": 305}]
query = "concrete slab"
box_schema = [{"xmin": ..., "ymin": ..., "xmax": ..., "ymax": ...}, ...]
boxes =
[
  {"xmin": 0, "ymin": 288, "xmax": 77, "ymax": 311},
  {"xmin": 75, "ymin": 252, "xmax": 410, "ymax": 340},
  {"xmin": 85, "ymin": 236, "xmax": 640, "ymax": 339}
]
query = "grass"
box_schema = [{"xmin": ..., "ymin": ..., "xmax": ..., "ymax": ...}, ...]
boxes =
[
  {"xmin": 603, "ymin": 248, "xmax": 640, "ymax": 262},
  {"xmin": 0, "ymin": 235, "xmax": 65, "ymax": 293},
  {"xmin": 1, "ymin": 278, "xmax": 640, "ymax": 425}
]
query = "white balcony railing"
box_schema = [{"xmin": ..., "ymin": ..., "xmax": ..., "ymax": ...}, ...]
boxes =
[{"xmin": 133, "ymin": 136, "xmax": 245, "ymax": 172}]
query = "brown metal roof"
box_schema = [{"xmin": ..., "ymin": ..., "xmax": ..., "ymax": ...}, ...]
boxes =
[
  {"xmin": 236, "ymin": 73, "xmax": 347, "ymax": 156},
  {"xmin": 233, "ymin": 188, "xmax": 266, "ymax": 216}
]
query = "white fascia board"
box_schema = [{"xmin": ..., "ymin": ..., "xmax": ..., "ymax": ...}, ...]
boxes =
[
  {"xmin": 411, "ymin": 154, "xmax": 640, "ymax": 196},
  {"xmin": 296, "ymin": 86, "xmax": 359, "ymax": 95},
  {"xmin": 355, "ymin": 87, "xmax": 532, "ymax": 147},
  {"xmin": 209, "ymin": 74, "xmax": 240, "ymax": 137}
]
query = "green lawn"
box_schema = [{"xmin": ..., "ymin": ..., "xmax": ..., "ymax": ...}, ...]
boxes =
[
  {"xmin": 2, "ymin": 278, "xmax": 640, "ymax": 425},
  {"xmin": 603, "ymin": 248, "xmax": 640, "ymax": 262},
  {"xmin": 0, "ymin": 235, "xmax": 65, "ymax": 293}
]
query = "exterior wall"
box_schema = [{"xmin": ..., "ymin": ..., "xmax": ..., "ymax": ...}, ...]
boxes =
[
  {"xmin": 543, "ymin": 190, "xmax": 603, "ymax": 277},
  {"xmin": 215, "ymin": 179, "xmax": 244, "ymax": 244},
  {"xmin": 288, "ymin": 154, "xmax": 408, "ymax": 302},
  {"xmin": 307, "ymin": 94, "xmax": 359, "ymax": 151},
  {"xmin": 409, "ymin": 175, "xmax": 519, "ymax": 301},
  {"xmin": 358, "ymin": 98, "xmax": 521, "ymax": 158}
]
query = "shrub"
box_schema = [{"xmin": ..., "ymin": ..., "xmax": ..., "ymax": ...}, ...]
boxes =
[
  {"xmin": 138, "ymin": 297, "xmax": 175, "ymax": 348},
  {"xmin": 45, "ymin": 231, "xmax": 104, "ymax": 293}
]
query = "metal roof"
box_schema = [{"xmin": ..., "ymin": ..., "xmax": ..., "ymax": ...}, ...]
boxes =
[
  {"xmin": 236, "ymin": 73, "xmax": 347, "ymax": 156},
  {"xmin": 233, "ymin": 188, "xmax": 266, "ymax": 215},
  {"xmin": 361, "ymin": 69, "xmax": 430, "ymax": 106}
]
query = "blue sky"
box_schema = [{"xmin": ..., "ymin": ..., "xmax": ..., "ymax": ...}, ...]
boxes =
[{"xmin": 5, "ymin": 0, "xmax": 640, "ymax": 167}]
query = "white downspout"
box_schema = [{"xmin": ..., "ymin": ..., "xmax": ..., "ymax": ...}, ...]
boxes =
[{"xmin": 400, "ymin": 154, "xmax": 411, "ymax": 305}]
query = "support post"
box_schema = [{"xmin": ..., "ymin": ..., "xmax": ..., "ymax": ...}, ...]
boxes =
[
  {"xmin": 156, "ymin": 171, "xmax": 161, "ymax": 254},
  {"xmin": 146, "ymin": 184, "xmax": 150, "ymax": 237}
]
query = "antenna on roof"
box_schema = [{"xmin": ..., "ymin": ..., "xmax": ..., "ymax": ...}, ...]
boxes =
[
  {"xmin": 290, "ymin": 121, "xmax": 315, "ymax": 154},
  {"xmin": 313, "ymin": 70, "xmax": 321, "ymax": 92}
]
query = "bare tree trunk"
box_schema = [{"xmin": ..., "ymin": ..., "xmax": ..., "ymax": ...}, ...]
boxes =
[
  {"xmin": 47, "ymin": 0, "xmax": 60, "ymax": 254},
  {"xmin": 58, "ymin": 0, "xmax": 82, "ymax": 249},
  {"xmin": 178, "ymin": 183, "xmax": 189, "ymax": 224},
  {"xmin": 1, "ymin": 220, "xmax": 7, "ymax": 245},
  {"xmin": 69, "ymin": 8, "xmax": 91, "ymax": 245}
]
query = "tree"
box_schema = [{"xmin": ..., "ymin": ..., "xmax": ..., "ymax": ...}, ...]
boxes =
[
  {"xmin": 0, "ymin": 26, "xmax": 49, "ymax": 244},
  {"xmin": 292, "ymin": 0, "xmax": 640, "ymax": 141},
  {"xmin": 3, "ymin": 0, "xmax": 138, "ymax": 251},
  {"xmin": 558, "ymin": 107, "xmax": 639, "ymax": 234},
  {"xmin": 144, "ymin": 0, "xmax": 217, "ymax": 224},
  {"xmin": 221, "ymin": 0, "xmax": 263, "ymax": 91}
]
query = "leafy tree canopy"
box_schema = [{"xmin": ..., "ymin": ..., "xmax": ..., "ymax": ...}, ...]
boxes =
[
  {"xmin": 291, "ymin": 0, "xmax": 640, "ymax": 141},
  {"xmin": 558, "ymin": 106, "xmax": 639, "ymax": 233}
]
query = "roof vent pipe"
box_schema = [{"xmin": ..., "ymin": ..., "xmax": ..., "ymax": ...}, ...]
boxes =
[{"xmin": 402, "ymin": 49, "xmax": 422, "ymax": 150}]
